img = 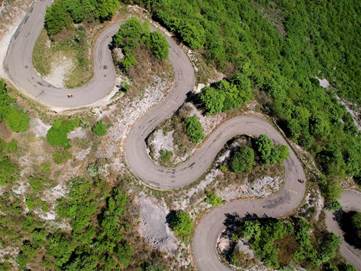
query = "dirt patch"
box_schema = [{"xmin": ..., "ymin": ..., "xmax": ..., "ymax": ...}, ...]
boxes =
[
  {"xmin": 30, "ymin": 118, "xmax": 51, "ymax": 138},
  {"xmin": 136, "ymin": 193, "xmax": 178, "ymax": 254},
  {"xmin": 44, "ymin": 56, "xmax": 74, "ymax": 88},
  {"xmin": 0, "ymin": 122, "xmax": 11, "ymax": 140}
]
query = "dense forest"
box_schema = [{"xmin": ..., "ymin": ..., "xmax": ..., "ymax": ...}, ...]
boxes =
[
  {"xmin": 123, "ymin": 0, "xmax": 361, "ymax": 205},
  {"xmin": 225, "ymin": 215, "xmax": 354, "ymax": 271}
]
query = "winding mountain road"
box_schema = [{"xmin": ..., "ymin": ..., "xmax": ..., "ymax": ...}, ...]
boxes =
[{"xmin": 3, "ymin": 1, "xmax": 361, "ymax": 270}]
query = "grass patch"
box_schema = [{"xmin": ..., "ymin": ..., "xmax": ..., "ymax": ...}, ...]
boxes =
[
  {"xmin": 46, "ymin": 118, "xmax": 79, "ymax": 148},
  {"xmin": 91, "ymin": 120, "xmax": 108, "ymax": 136},
  {"xmin": 32, "ymin": 28, "xmax": 92, "ymax": 88},
  {"xmin": 159, "ymin": 149, "xmax": 173, "ymax": 166}
]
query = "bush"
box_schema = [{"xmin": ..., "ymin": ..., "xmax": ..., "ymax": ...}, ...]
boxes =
[
  {"xmin": 92, "ymin": 120, "xmax": 107, "ymax": 136},
  {"xmin": 45, "ymin": 0, "xmax": 120, "ymax": 37},
  {"xmin": 4, "ymin": 107, "xmax": 29, "ymax": 133},
  {"xmin": 52, "ymin": 150, "xmax": 72, "ymax": 164},
  {"xmin": 167, "ymin": 210, "xmax": 193, "ymax": 241},
  {"xmin": 147, "ymin": 31, "xmax": 169, "ymax": 60},
  {"xmin": 112, "ymin": 18, "xmax": 169, "ymax": 71},
  {"xmin": 185, "ymin": 115, "xmax": 204, "ymax": 143},
  {"xmin": 205, "ymin": 192, "xmax": 223, "ymax": 206},
  {"xmin": 45, "ymin": 0, "xmax": 72, "ymax": 36},
  {"xmin": 159, "ymin": 149, "xmax": 172, "ymax": 165},
  {"xmin": 200, "ymin": 78, "xmax": 253, "ymax": 114},
  {"xmin": 0, "ymin": 157, "xmax": 18, "ymax": 186},
  {"xmin": 46, "ymin": 119, "xmax": 79, "ymax": 148},
  {"xmin": 230, "ymin": 146, "xmax": 255, "ymax": 173},
  {"xmin": 255, "ymin": 135, "xmax": 289, "ymax": 165}
]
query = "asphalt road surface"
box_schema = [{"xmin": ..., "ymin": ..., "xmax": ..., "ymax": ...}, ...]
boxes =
[
  {"xmin": 3, "ymin": 1, "xmax": 361, "ymax": 270},
  {"xmin": 325, "ymin": 190, "xmax": 361, "ymax": 271},
  {"xmin": 4, "ymin": 0, "xmax": 118, "ymax": 111}
]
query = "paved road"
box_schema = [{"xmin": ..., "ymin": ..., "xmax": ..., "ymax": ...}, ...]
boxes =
[
  {"xmin": 3, "ymin": 1, "xmax": 361, "ymax": 270},
  {"xmin": 325, "ymin": 190, "xmax": 361, "ymax": 270},
  {"xmin": 4, "ymin": 0, "xmax": 118, "ymax": 111}
]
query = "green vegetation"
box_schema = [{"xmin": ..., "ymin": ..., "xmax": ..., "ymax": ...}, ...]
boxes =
[
  {"xmin": 205, "ymin": 192, "xmax": 223, "ymax": 207},
  {"xmin": 112, "ymin": 17, "xmax": 169, "ymax": 72},
  {"xmin": 230, "ymin": 146, "xmax": 255, "ymax": 173},
  {"xmin": 46, "ymin": 118, "xmax": 79, "ymax": 148},
  {"xmin": 167, "ymin": 210, "xmax": 193, "ymax": 241},
  {"xmin": 0, "ymin": 80, "xmax": 29, "ymax": 133},
  {"xmin": 184, "ymin": 115, "xmax": 204, "ymax": 143},
  {"xmin": 0, "ymin": 139, "xmax": 19, "ymax": 186},
  {"xmin": 92, "ymin": 120, "xmax": 108, "ymax": 136},
  {"xmin": 52, "ymin": 150, "xmax": 72, "ymax": 164},
  {"xmin": 200, "ymin": 76, "xmax": 253, "ymax": 114},
  {"xmin": 127, "ymin": 0, "xmax": 361, "ymax": 202},
  {"xmin": 11, "ymin": 177, "xmax": 163, "ymax": 270},
  {"xmin": 227, "ymin": 135, "xmax": 287, "ymax": 175},
  {"xmin": 159, "ymin": 149, "xmax": 172, "ymax": 165},
  {"xmin": 255, "ymin": 134, "xmax": 289, "ymax": 165},
  {"xmin": 230, "ymin": 216, "xmax": 341, "ymax": 270},
  {"xmin": 4, "ymin": 107, "xmax": 30, "ymax": 133},
  {"xmin": 0, "ymin": 157, "xmax": 18, "ymax": 186},
  {"xmin": 33, "ymin": 27, "xmax": 92, "ymax": 88},
  {"xmin": 45, "ymin": 0, "xmax": 120, "ymax": 37}
]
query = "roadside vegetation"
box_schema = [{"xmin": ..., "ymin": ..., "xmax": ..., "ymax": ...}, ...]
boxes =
[
  {"xmin": 200, "ymin": 76, "xmax": 253, "ymax": 114},
  {"xmin": 92, "ymin": 120, "xmax": 108, "ymax": 136},
  {"xmin": 0, "ymin": 80, "xmax": 29, "ymax": 133},
  {"xmin": 166, "ymin": 210, "xmax": 193, "ymax": 242},
  {"xmin": 184, "ymin": 115, "xmax": 204, "ymax": 144},
  {"xmin": 125, "ymin": 0, "xmax": 361, "ymax": 206},
  {"xmin": 44, "ymin": 0, "xmax": 120, "ymax": 37},
  {"xmin": 227, "ymin": 134, "xmax": 288, "ymax": 174},
  {"xmin": 1, "ymin": 176, "xmax": 169, "ymax": 270},
  {"xmin": 112, "ymin": 17, "xmax": 169, "ymax": 72},
  {"xmin": 225, "ymin": 215, "xmax": 347, "ymax": 270},
  {"xmin": 35, "ymin": 0, "xmax": 121, "ymax": 88}
]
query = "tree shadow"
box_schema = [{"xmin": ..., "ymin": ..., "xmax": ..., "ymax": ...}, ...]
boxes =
[{"xmin": 335, "ymin": 210, "xmax": 361, "ymax": 249}]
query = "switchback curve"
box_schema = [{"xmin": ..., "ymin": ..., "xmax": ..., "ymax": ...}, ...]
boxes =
[{"xmin": 3, "ymin": 1, "xmax": 361, "ymax": 270}]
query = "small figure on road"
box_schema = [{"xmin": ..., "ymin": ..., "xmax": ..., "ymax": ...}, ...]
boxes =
[{"xmin": 67, "ymin": 94, "xmax": 73, "ymax": 98}]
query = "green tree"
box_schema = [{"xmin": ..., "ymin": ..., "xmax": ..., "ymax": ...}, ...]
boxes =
[
  {"xmin": 97, "ymin": 0, "xmax": 120, "ymax": 19},
  {"xmin": 230, "ymin": 146, "xmax": 255, "ymax": 173},
  {"xmin": 45, "ymin": 0, "xmax": 72, "ymax": 36},
  {"xmin": 92, "ymin": 120, "xmax": 108, "ymax": 136},
  {"xmin": 46, "ymin": 119, "xmax": 79, "ymax": 148},
  {"xmin": 185, "ymin": 116, "xmax": 204, "ymax": 143},
  {"xmin": 255, "ymin": 135, "xmax": 289, "ymax": 165},
  {"xmin": 148, "ymin": 31, "xmax": 169, "ymax": 60},
  {"xmin": 0, "ymin": 157, "xmax": 18, "ymax": 186},
  {"xmin": 200, "ymin": 87, "xmax": 225, "ymax": 114},
  {"xmin": 4, "ymin": 107, "xmax": 29, "ymax": 133},
  {"xmin": 167, "ymin": 210, "xmax": 193, "ymax": 241}
]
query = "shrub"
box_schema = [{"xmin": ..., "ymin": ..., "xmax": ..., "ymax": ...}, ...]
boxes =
[
  {"xmin": 45, "ymin": 0, "xmax": 72, "ymax": 36},
  {"xmin": 46, "ymin": 119, "xmax": 79, "ymax": 148},
  {"xmin": 200, "ymin": 78, "xmax": 253, "ymax": 114},
  {"xmin": 185, "ymin": 115, "xmax": 204, "ymax": 143},
  {"xmin": 205, "ymin": 192, "xmax": 223, "ymax": 206},
  {"xmin": 255, "ymin": 135, "xmax": 289, "ymax": 165},
  {"xmin": 4, "ymin": 107, "xmax": 29, "ymax": 133},
  {"xmin": 0, "ymin": 157, "xmax": 18, "ymax": 186},
  {"xmin": 230, "ymin": 146, "xmax": 255, "ymax": 173},
  {"xmin": 112, "ymin": 18, "xmax": 169, "ymax": 71},
  {"xmin": 167, "ymin": 210, "xmax": 193, "ymax": 241},
  {"xmin": 92, "ymin": 120, "xmax": 107, "ymax": 136},
  {"xmin": 52, "ymin": 150, "xmax": 72, "ymax": 164},
  {"xmin": 147, "ymin": 31, "xmax": 169, "ymax": 60},
  {"xmin": 159, "ymin": 149, "xmax": 172, "ymax": 165}
]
